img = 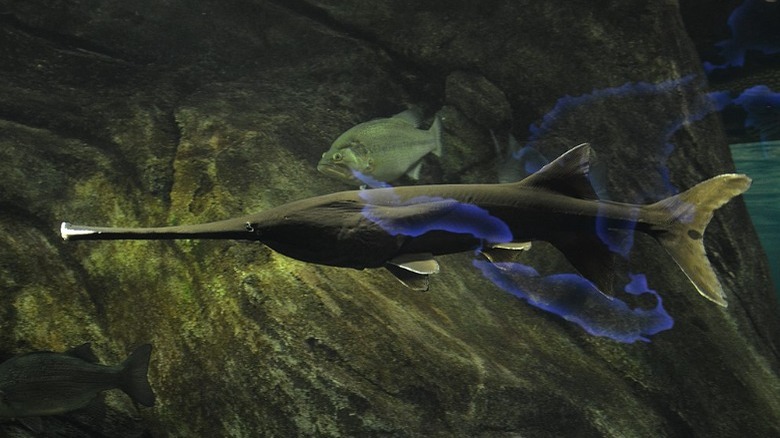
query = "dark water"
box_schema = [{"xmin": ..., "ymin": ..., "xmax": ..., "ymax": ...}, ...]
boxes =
[{"xmin": 730, "ymin": 141, "xmax": 780, "ymax": 298}]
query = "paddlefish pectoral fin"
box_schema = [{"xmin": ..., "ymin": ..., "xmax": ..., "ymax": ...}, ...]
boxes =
[
  {"xmin": 647, "ymin": 174, "xmax": 752, "ymax": 307},
  {"xmin": 385, "ymin": 265, "xmax": 430, "ymax": 291},
  {"xmin": 388, "ymin": 253, "xmax": 440, "ymax": 274},
  {"xmin": 385, "ymin": 253, "xmax": 440, "ymax": 291}
]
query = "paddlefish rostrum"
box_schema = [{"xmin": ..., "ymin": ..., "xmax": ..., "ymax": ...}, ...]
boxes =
[{"xmin": 61, "ymin": 144, "xmax": 751, "ymax": 306}]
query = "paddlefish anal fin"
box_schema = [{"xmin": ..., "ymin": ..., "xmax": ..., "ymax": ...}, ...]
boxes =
[
  {"xmin": 481, "ymin": 242, "xmax": 533, "ymax": 264},
  {"xmin": 548, "ymin": 234, "xmax": 625, "ymax": 300}
]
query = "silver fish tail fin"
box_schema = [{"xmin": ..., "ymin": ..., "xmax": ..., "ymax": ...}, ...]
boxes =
[
  {"xmin": 119, "ymin": 344, "xmax": 156, "ymax": 407},
  {"xmin": 647, "ymin": 174, "xmax": 752, "ymax": 306}
]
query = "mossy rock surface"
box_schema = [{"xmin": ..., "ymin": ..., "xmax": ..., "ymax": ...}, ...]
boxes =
[{"xmin": 1, "ymin": 1, "xmax": 779, "ymax": 436}]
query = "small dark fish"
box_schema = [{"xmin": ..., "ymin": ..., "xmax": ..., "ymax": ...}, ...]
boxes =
[{"xmin": 0, "ymin": 343, "xmax": 155, "ymax": 418}]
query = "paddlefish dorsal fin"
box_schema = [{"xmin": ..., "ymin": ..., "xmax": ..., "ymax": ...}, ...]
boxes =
[{"xmin": 514, "ymin": 143, "xmax": 600, "ymax": 199}]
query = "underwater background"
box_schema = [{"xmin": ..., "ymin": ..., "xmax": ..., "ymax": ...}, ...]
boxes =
[
  {"xmin": 0, "ymin": 0, "xmax": 779, "ymax": 436},
  {"xmin": 731, "ymin": 141, "xmax": 779, "ymax": 297}
]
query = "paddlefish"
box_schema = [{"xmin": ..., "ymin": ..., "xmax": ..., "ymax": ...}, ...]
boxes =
[{"xmin": 61, "ymin": 144, "xmax": 751, "ymax": 306}]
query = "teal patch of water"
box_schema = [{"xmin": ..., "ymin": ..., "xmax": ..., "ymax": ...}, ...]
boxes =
[{"xmin": 730, "ymin": 141, "xmax": 780, "ymax": 299}]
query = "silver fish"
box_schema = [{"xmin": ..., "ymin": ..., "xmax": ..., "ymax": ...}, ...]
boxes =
[
  {"xmin": 0, "ymin": 343, "xmax": 155, "ymax": 418},
  {"xmin": 317, "ymin": 108, "xmax": 443, "ymax": 186}
]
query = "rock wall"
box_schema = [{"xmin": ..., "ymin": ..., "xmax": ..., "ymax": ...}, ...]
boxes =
[{"xmin": 0, "ymin": 1, "xmax": 778, "ymax": 436}]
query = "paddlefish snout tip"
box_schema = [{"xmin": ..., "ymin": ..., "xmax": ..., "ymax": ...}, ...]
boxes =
[
  {"xmin": 60, "ymin": 222, "xmax": 70, "ymax": 240},
  {"xmin": 60, "ymin": 222, "xmax": 99, "ymax": 241}
]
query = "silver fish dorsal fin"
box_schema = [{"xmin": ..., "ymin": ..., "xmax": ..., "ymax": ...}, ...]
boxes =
[
  {"xmin": 514, "ymin": 143, "xmax": 599, "ymax": 199},
  {"xmin": 391, "ymin": 107, "xmax": 424, "ymax": 127}
]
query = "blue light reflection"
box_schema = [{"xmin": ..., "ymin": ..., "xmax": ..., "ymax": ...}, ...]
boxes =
[
  {"xmin": 732, "ymin": 85, "xmax": 780, "ymax": 144},
  {"xmin": 474, "ymin": 260, "xmax": 674, "ymax": 343},
  {"xmin": 703, "ymin": 0, "xmax": 780, "ymax": 72},
  {"xmin": 358, "ymin": 187, "xmax": 674, "ymax": 342},
  {"xmin": 359, "ymin": 191, "xmax": 512, "ymax": 243}
]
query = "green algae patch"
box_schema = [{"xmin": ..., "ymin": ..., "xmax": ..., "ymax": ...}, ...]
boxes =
[
  {"xmin": 12, "ymin": 285, "xmax": 104, "ymax": 350},
  {"xmin": 1, "ymin": 1, "xmax": 779, "ymax": 436}
]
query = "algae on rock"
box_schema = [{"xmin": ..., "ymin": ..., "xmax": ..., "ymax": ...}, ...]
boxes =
[{"xmin": 0, "ymin": 1, "xmax": 779, "ymax": 437}]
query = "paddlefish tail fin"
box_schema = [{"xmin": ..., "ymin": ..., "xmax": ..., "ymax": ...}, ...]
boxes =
[
  {"xmin": 119, "ymin": 344, "xmax": 156, "ymax": 407},
  {"xmin": 646, "ymin": 174, "xmax": 751, "ymax": 307}
]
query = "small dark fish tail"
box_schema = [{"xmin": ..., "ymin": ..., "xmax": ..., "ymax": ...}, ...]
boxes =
[
  {"xmin": 647, "ymin": 174, "xmax": 752, "ymax": 306},
  {"xmin": 119, "ymin": 344, "xmax": 156, "ymax": 407}
]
